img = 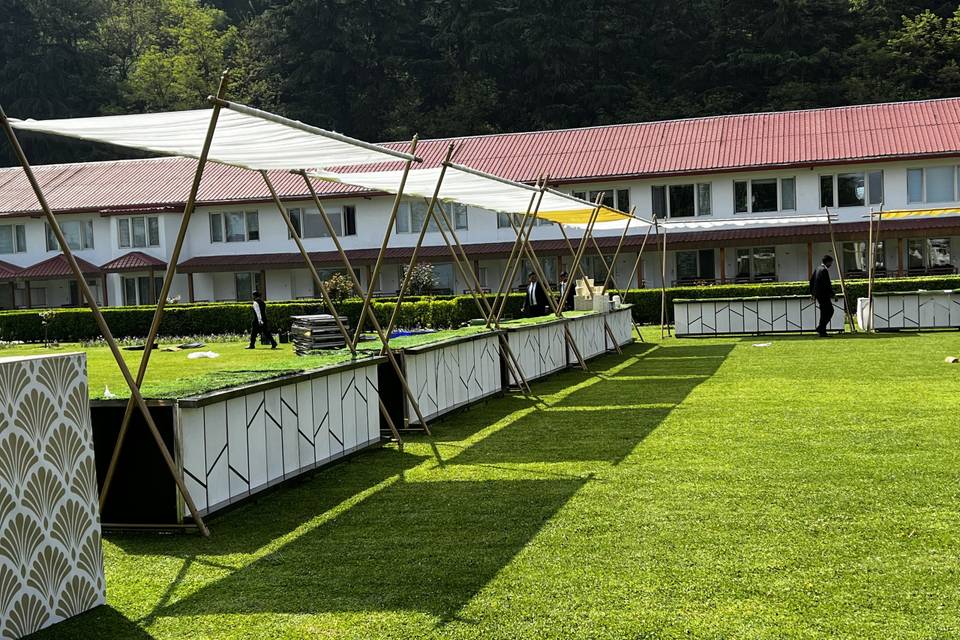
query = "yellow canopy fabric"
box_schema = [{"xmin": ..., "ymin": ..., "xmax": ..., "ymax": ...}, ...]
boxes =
[{"xmin": 877, "ymin": 208, "xmax": 960, "ymax": 219}]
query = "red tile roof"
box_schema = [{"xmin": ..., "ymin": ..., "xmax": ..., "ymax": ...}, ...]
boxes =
[
  {"xmin": 100, "ymin": 251, "xmax": 167, "ymax": 272},
  {"xmin": 0, "ymin": 259, "xmax": 21, "ymax": 281},
  {"xmin": 18, "ymin": 254, "xmax": 102, "ymax": 280},
  {"xmin": 3, "ymin": 97, "xmax": 960, "ymax": 217}
]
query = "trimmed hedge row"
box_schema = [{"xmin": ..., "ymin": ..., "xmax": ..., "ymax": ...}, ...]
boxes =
[{"xmin": 3, "ymin": 275, "xmax": 958, "ymax": 341}]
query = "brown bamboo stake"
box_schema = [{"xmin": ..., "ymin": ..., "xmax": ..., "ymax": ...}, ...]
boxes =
[
  {"xmin": 430, "ymin": 200, "xmax": 531, "ymax": 395},
  {"xmin": 488, "ymin": 184, "xmax": 541, "ymax": 324},
  {"xmin": 384, "ymin": 144, "xmax": 456, "ymax": 341},
  {"xmin": 618, "ymin": 222, "xmax": 654, "ymax": 342},
  {"xmin": 0, "ymin": 107, "xmax": 211, "ymax": 537},
  {"xmin": 824, "ymin": 207, "xmax": 856, "ymax": 331},
  {"xmin": 99, "ymin": 72, "xmax": 230, "ymax": 510},
  {"xmin": 299, "ymin": 172, "xmax": 433, "ymax": 433},
  {"xmin": 260, "ymin": 172, "xmax": 404, "ymax": 447},
  {"xmin": 351, "ymin": 136, "xmax": 419, "ymax": 344},
  {"xmin": 494, "ymin": 184, "xmax": 545, "ymax": 324}
]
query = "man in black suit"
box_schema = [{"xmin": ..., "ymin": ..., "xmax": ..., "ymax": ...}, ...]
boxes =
[
  {"xmin": 558, "ymin": 271, "xmax": 574, "ymax": 311},
  {"xmin": 522, "ymin": 272, "xmax": 550, "ymax": 317},
  {"xmin": 809, "ymin": 255, "xmax": 836, "ymax": 337},
  {"xmin": 248, "ymin": 290, "xmax": 278, "ymax": 349}
]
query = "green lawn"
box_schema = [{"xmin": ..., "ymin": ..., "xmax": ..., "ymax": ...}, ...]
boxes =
[{"xmin": 36, "ymin": 328, "xmax": 960, "ymax": 638}]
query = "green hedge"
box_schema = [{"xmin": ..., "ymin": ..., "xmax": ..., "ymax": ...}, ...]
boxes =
[{"xmin": 2, "ymin": 275, "xmax": 958, "ymax": 342}]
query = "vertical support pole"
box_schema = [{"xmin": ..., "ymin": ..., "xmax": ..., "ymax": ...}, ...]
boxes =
[
  {"xmin": 300, "ymin": 172, "xmax": 433, "ymax": 434},
  {"xmin": 657, "ymin": 219, "xmax": 668, "ymax": 339},
  {"xmin": 897, "ymin": 237, "xmax": 904, "ymax": 276},
  {"xmin": 824, "ymin": 207, "xmax": 856, "ymax": 332},
  {"xmin": 351, "ymin": 136, "xmax": 418, "ymax": 344},
  {"xmin": 720, "ymin": 246, "xmax": 727, "ymax": 283},
  {"xmin": 25, "ymin": 280, "xmax": 31, "ymax": 308},
  {"xmin": 96, "ymin": 72, "xmax": 231, "ymax": 515},
  {"xmin": 187, "ymin": 272, "xmax": 195, "ymax": 302},
  {"xmin": 102, "ymin": 274, "xmax": 109, "ymax": 307},
  {"xmin": 868, "ymin": 208, "xmax": 883, "ymax": 332},
  {"xmin": 1, "ymin": 105, "xmax": 211, "ymax": 537},
  {"xmin": 806, "ymin": 240, "xmax": 813, "ymax": 279}
]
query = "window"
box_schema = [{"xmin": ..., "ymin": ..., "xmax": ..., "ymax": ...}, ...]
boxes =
[
  {"xmin": 734, "ymin": 178, "xmax": 795, "ymax": 213},
  {"xmin": 46, "ymin": 220, "xmax": 94, "ymax": 251},
  {"xmin": 122, "ymin": 276, "xmax": 163, "ymax": 305},
  {"xmin": 842, "ymin": 241, "xmax": 885, "ymax": 273},
  {"xmin": 820, "ymin": 171, "xmax": 883, "ymax": 208},
  {"xmin": 735, "ymin": 247, "xmax": 776, "ymax": 280},
  {"xmin": 497, "ymin": 211, "xmax": 552, "ymax": 229},
  {"xmin": 651, "ymin": 183, "xmax": 711, "ymax": 218},
  {"xmin": 210, "ymin": 211, "xmax": 259, "ymax": 243},
  {"xmin": 395, "ymin": 201, "xmax": 462, "ymax": 234},
  {"xmin": 0, "ymin": 224, "xmax": 26, "ymax": 254},
  {"xmin": 118, "ymin": 219, "xmax": 130, "ymax": 248},
  {"xmin": 907, "ymin": 166, "xmax": 958, "ymax": 204},
  {"xmin": 906, "ymin": 238, "xmax": 952, "ymax": 271},
  {"xmin": 148, "ymin": 217, "xmax": 160, "ymax": 246},
  {"xmin": 433, "ymin": 263, "xmax": 455, "ymax": 292},
  {"xmin": 235, "ymin": 272, "xmax": 264, "ymax": 301},
  {"xmin": 572, "ymin": 189, "xmax": 630, "ymax": 213},
  {"xmin": 132, "ymin": 217, "xmax": 147, "ymax": 247},
  {"xmin": 676, "ymin": 249, "xmax": 716, "ymax": 282}
]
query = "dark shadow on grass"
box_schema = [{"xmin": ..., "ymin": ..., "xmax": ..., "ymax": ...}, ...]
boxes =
[
  {"xmin": 734, "ymin": 331, "xmax": 922, "ymax": 342},
  {"xmin": 107, "ymin": 446, "xmax": 428, "ymax": 557},
  {"xmin": 157, "ymin": 478, "xmax": 585, "ymax": 621},
  {"xmin": 28, "ymin": 605, "xmax": 156, "ymax": 640},
  {"xmin": 448, "ymin": 343, "xmax": 733, "ymax": 465}
]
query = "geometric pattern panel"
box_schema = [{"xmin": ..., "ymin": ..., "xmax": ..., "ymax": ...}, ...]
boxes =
[
  {"xmin": 606, "ymin": 307, "xmax": 634, "ymax": 348},
  {"xmin": 404, "ymin": 333, "xmax": 502, "ymax": 424},
  {"xmin": 566, "ymin": 314, "xmax": 607, "ymax": 361},
  {"xmin": 505, "ymin": 321, "xmax": 567, "ymax": 382},
  {"xmin": 0, "ymin": 353, "xmax": 104, "ymax": 639},
  {"xmin": 675, "ymin": 296, "xmax": 846, "ymax": 336},
  {"xmin": 178, "ymin": 362, "xmax": 381, "ymax": 517},
  {"xmin": 861, "ymin": 292, "xmax": 960, "ymax": 330}
]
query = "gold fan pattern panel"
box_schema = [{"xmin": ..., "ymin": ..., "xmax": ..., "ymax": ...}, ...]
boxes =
[{"xmin": 0, "ymin": 353, "xmax": 104, "ymax": 639}]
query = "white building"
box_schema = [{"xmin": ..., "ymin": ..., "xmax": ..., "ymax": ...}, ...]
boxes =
[{"xmin": 1, "ymin": 97, "xmax": 959, "ymax": 308}]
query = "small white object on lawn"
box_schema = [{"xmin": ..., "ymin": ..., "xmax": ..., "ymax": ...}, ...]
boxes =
[
  {"xmin": 752, "ymin": 342, "xmax": 773, "ymax": 348},
  {"xmin": 103, "ymin": 385, "xmax": 117, "ymax": 399},
  {"xmin": 187, "ymin": 351, "xmax": 220, "ymax": 360},
  {"xmin": 946, "ymin": 356, "xmax": 959, "ymax": 364}
]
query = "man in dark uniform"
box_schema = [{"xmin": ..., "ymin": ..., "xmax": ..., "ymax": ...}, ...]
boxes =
[
  {"xmin": 809, "ymin": 255, "xmax": 836, "ymax": 337},
  {"xmin": 248, "ymin": 290, "xmax": 278, "ymax": 349},
  {"xmin": 522, "ymin": 272, "xmax": 550, "ymax": 317}
]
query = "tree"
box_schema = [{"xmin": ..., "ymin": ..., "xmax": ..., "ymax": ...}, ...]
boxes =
[{"xmin": 406, "ymin": 264, "xmax": 438, "ymax": 295}]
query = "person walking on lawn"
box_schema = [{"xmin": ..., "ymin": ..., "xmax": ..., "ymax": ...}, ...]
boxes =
[
  {"xmin": 248, "ymin": 290, "xmax": 277, "ymax": 349},
  {"xmin": 809, "ymin": 255, "xmax": 836, "ymax": 337}
]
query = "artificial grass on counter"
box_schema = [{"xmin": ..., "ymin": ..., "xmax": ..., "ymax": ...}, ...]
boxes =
[
  {"xmin": 0, "ymin": 341, "xmax": 359, "ymax": 400},
  {"xmin": 33, "ymin": 327, "xmax": 960, "ymax": 639}
]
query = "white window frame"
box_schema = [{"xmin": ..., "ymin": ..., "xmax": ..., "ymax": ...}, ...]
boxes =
[
  {"xmin": 0, "ymin": 223, "xmax": 27, "ymax": 254},
  {"xmin": 46, "ymin": 220, "xmax": 94, "ymax": 251},
  {"xmin": 210, "ymin": 210, "xmax": 259, "ymax": 243},
  {"xmin": 734, "ymin": 177, "xmax": 797, "ymax": 214},
  {"xmin": 396, "ymin": 201, "xmax": 468, "ymax": 234},
  {"xmin": 819, "ymin": 171, "xmax": 883, "ymax": 208},
  {"xmin": 117, "ymin": 215, "xmax": 160, "ymax": 249},
  {"xmin": 650, "ymin": 183, "xmax": 711, "ymax": 218},
  {"xmin": 907, "ymin": 166, "xmax": 959, "ymax": 204},
  {"xmin": 571, "ymin": 188, "xmax": 631, "ymax": 214},
  {"xmin": 289, "ymin": 206, "xmax": 358, "ymax": 239}
]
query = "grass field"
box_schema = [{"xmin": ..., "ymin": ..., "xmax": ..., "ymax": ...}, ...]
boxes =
[{"xmin": 34, "ymin": 328, "xmax": 960, "ymax": 639}]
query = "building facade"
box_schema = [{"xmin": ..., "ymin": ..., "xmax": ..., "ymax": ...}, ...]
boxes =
[{"xmin": 1, "ymin": 98, "xmax": 960, "ymax": 309}]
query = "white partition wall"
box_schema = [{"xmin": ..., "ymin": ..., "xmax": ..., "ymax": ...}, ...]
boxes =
[
  {"xmin": 606, "ymin": 306, "xmax": 635, "ymax": 349},
  {"xmin": 858, "ymin": 291, "xmax": 960, "ymax": 330},
  {"xmin": 566, "ymin": 313, "xmax": 607, "ymax": 361},
  {"xmin": 177, "ymin": 358, "xmax": 383, "ymax": 516},
  {"xmin": 504, "ymin": 319, "xmax": 568, "ymax": 382},
  {"xmin": 675, "ymin": 296, "xmax": 845, "ymax": 336},
  {"xmin": 402, "ymin": 332, "xmax": 503, "ymax": 424},
  {"xmin": 0, "ymin": 353, "xmax": 105, "ymax": 639}
]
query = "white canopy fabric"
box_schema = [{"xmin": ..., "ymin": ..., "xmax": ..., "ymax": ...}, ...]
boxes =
[
  {"xmin": 10, "ymin": 104, "xmax": 416, "ymax": 170},
  {"xmin": 660, "ymin": 214, "xmax": 828, "ymax": 231},
  {"xmin": 315, "ymin": 164, "xmax": 639, "ymax": 228}
]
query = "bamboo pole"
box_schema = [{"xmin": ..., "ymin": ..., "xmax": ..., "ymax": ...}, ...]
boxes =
[
  {"xmin": 299, "ymin": 173, "xmax": 433, "ymax": 433},
  {"xmin": 0, "ymin": 106, "xmax": 211, "ymax": 537},
  {"xmin": 431, "ymin": 199, "xmax": 531, "ymax": 395},
  {"xmin": 494, "ymin": 183, "xmax": 546, "ymax": 324},
  {"xmin": 383, "ymin": 144, "xmax": 456, "ymax": 340},
  {"xmin": 824, "ymin": 207, "xmax": 856, "ymax": 331},
  {"xmin": 260, "ymin": 172, "xmax": 404, "ymax": 447},
  {"xmin": 868, "ymin": 207, "xmax": 884, "ymax": 332},
  {"xmin": 351, "ymin": 136, "xmax": 419, "ymax": 344},
  {"xmin": 488, "ymin": 186, "xmax": 541, "ymax": 324},
  {"xmin": 654, "ymin": 218, "xmax": 668, "ymax": 339},
  {"xmin": 98, "ymin": 73, "xmax": 230, "ymax": 511}
]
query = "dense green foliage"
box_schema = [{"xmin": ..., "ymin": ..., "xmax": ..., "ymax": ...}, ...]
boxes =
[
  {"xmin": 2, "ymin": 275, "xmax": 957, "ymax": 341},
  {"xmin": 32, "ymin": 330, "xmax": 960, "ymax": 638},
  {"xmin": 4, "ymin": 0, "xmax": 960, "ymax": 164}
]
